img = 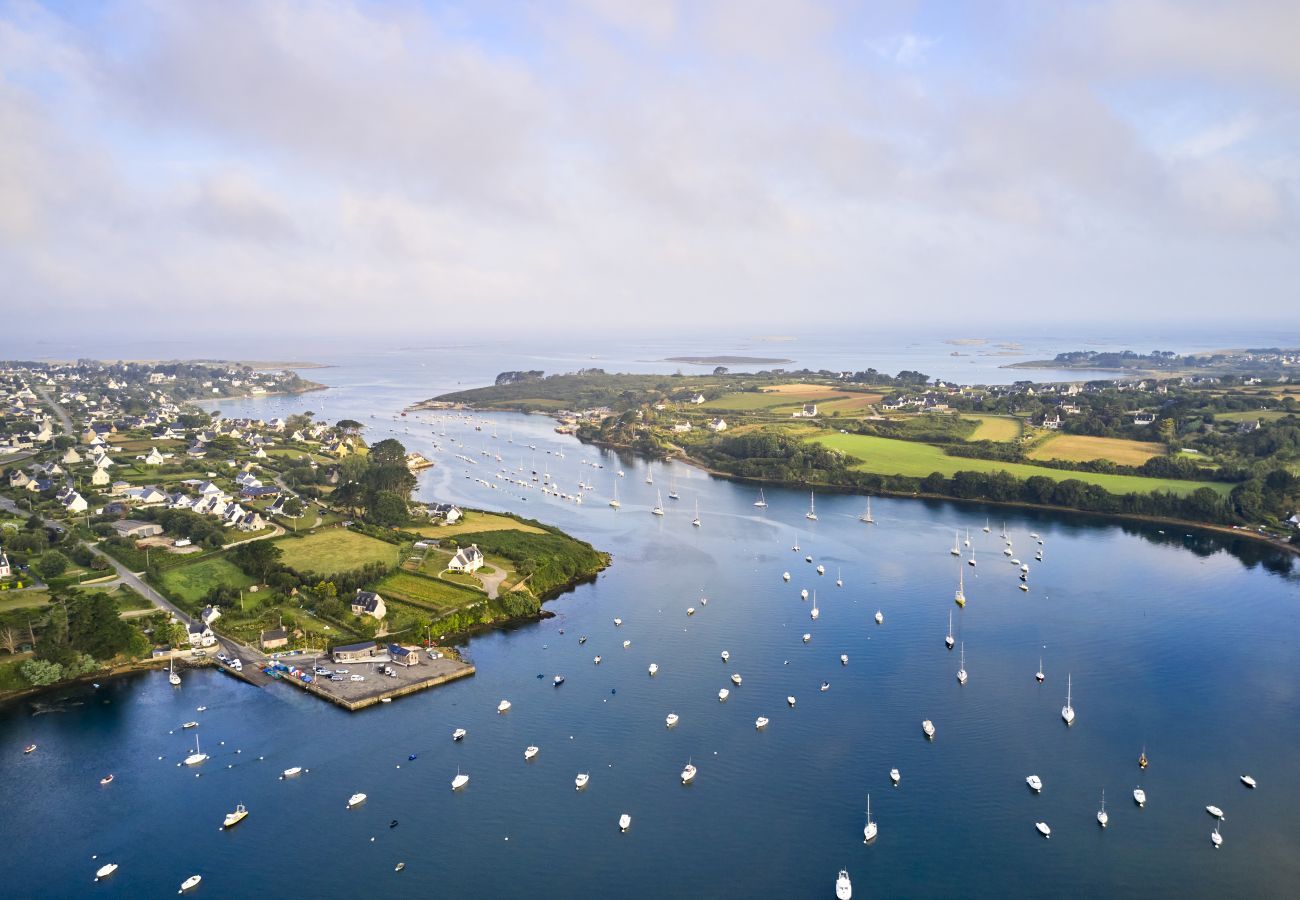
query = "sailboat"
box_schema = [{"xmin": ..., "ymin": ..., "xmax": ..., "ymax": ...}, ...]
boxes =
[
  {"xmin": 863, "ymin": 794, "xmax": 877, "ymax": 842},
  {"xmin": 964, "ymin": 528, "xmax": 971, "ymax": 548},
  {"xmin": 836, "ymin": 568, "xmax": 843, "ymax": 588},
  {"xmin": 754, "ymin": 489, "xmax": 767, "ymax": 508},
  {"xmin": 945, "ymin": 611, "xmax": 955, "ymax": 649},
  {"xmin": 792, "ymin": 532, "xmax": 800, "ymax": 552},
  {"xmin": 1097, "ymin": 790, "xmax": 1108, "ymax": 828},
  {"xmin": 1000, "ymin": 521, "xmax": 1008, "ymax": 539},
  {"xmin": 968, "ymin": 546, "xmax": 976, "ymax": 567},
  {"xmin": 183, "ymin": 734, "xmax": 208, "ymax": 766},
  {"xmin": 668, "ymin": 474, "xmax": 679, "ymax": 500},
  {"xmin": 1036, "ymin": 658, "xmax": 1045, "ymax": 683},
  {"xmin": 692, "ymin": 500, "xmax": 701, "ymax": 528},
  {"xmin": 806, "ymin": 492, "xmax": 817, "ymax": 521},
  {"xmin": 951, "ymin": 530, "xmax": 961, "ymax": 555},
  {"xmin": 1139, "ymin": 746, "xmax": 1148, "ymax": 769},
  {"xmin": 957, "ymin": 642, "xmax": 967, "ymax": 685},
  {"xmin": 1211, "ymin": 821, "xmax": 1223, "ymax": 848},
  {"xmin": 954, "ymin": 567, "xmax": 966, "ymax": 607},
  {"xmin": 983, "ymin": 518, "xmax": 990, "ymax": 533},
  {"xmin": 1062, "ymin": 674, "xmax": 1075, "ymax": 725},
  {"xmin": 645, "ymin": 464, "xmax": 653, "ymax": 484},
  {"xmin": 651, "ymin": 490, "xmax": 664, "ymax": 516},
  {"xmin": 810, "ymin": 591, "xmax": 819, "ymax": 620},
  {"xmin": 609, "ymin": 481, "xmax": 620, "ymax": 509},
  {"xmin": 859, "ymin": 497, "xmax": 874, "ymax": 523},
  {"xmin": 169, "ymin": 656, "xmax": 181, "ymax": 686}
]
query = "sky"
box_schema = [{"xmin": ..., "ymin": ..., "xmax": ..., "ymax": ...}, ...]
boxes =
[{"xmin": 1, "ymin": 0, "xmax": 1297, "ymax": 340}]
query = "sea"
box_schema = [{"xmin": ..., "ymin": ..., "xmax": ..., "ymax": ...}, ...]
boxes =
[{"xmin": 2, "ymin": 329, "xmax": 1298, "ymax": 898}]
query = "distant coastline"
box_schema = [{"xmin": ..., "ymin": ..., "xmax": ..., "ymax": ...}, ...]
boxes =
[{"xmin": 663, "ymin": 355, "xmax": 794, "ymax": 365}]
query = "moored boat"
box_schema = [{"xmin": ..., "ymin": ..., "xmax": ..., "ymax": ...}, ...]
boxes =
[
  {"xmin": 94, "ymin": 863, "xmax": 118, "ymax": 881},
  {"xmin": 222, "ymin": 803, "xmax": 248, "ymax": 828},
  {"xmin": 179, "ymin": 874, "xmax": 202, "ymax": 893}
]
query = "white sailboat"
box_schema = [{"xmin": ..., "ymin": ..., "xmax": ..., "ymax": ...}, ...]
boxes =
[
  {"xmin": 1036, "ymin": 658, "xmax": 1045, "ymax": 683},
  {"xmin": 619, "ymin": 813, "xmax": 631, "ymax": 832},
  {"xmin": 651, "ymin": 489, "xmax": 664, "ymax": 516},
  {"xmin": 1062, "ymin": 674, "xmax": 1075, "ymax": 725},
  {"xmin": 957, "ymin": 642, "xmax": 967, "ymax": 685},
  {"xmin": 1097, "ymin": 790, "xmax": 1108, "ymax": 828},
  {"xmin": 983, "ymin": 518, "xmax": 990, "ymax": 533},
  {"xmin": 609, "ymin": 481, "xmax": 620, "ymax": 509},
  {"xmin": 754, "ymin": 489, "xmax": 767, "ymax": 508},
  {"xmin": 806, "ymin": 492, "xmax": 817, "ymax": 521},
  {"xmin": 946, "ymin": 611, "xmax": 955, "ymax": 649},
  {"xmin": 680, "ymin": 759, "xmax": 697, "ymax": 784},
  {"xmin": 1211, "ymin": 822, "xmax": 1223, "ymax": 848},
  {"xmin": 968, "ymin": 546, "xmax": 976, "ymax": 567},
  {"xmin": 863, "ymin": 794, "xmax": 877, "ymax": 842},
  {"xmin": 955, "ymin": 567, "xmax": 966, "ymax": 607},
  {"xmin": 860, "ymin": 497, "xmax": 874, "ymax": 523},
  {"xmin": 645, "ymin": 464, "xmax": 653, "ymax": 485},
  {"xmin": 1134, "ymin": 787, "xmax": 1146, "ymax": 807},
  {"xmin": 668, "ymin": 474, "xmax": 679, "ymax": 500},
  {"xmin": 810, "ymin": 591, "xmax": 819, "ymax": 620},
  {"xmin": 169, "ymin": 656, "xmax": 181, "ymax": 686},
  {"xmin": 692, "ymin": 500, "xmax": 701, "ymax": 528},
  {"xmin": 183, "ymin": 734, "xmax": 208, "ymax": 766},
  {"xmin": 951, "ymin": 530, "xmax": 961, "ymax": 555},
  {"xmin": 964, "ymin": 528, "xmax": 971, "ymax": 548},
  {"xmin": 836, "ymin": 568, "xmax": 843, "ymax": 587}
]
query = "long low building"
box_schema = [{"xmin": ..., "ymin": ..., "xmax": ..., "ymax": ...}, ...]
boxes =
[{"xmin": 332, "ymin": 641, "xmax": 388, "ymax": 665}]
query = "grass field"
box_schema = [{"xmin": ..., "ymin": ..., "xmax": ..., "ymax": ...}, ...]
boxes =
[
  {"xmin": 1028, "ymin": 434, "xmax": 1166, "ymax": 466},
  {"xmin": 812, "ymin": 433, "xmax": 1229, "ymax": 497},
  {"xmin": 414, "ymin": 512, "xmax": 544, "ymax": 539},
  {"xmin": 702, "ymin": 383, "xmax": 874, "ymax": 413},
  {"xmin": 1212, "ymin": 410, "xmax": 1292, "ymax": 422},
  {"xmin": 0, "ymin": 591, "xmax": 50, "ymax": 613},
  {"xmin": 375, "ymin": 570, "xmax": 483, "ymax": 615},
  {"xmin": 157, "ymin": 556, "xmax": 254, "ymax": 605},
  {"xmin": 274, "ymin": 529, "xmax": 400, "ymax": 575},
  {"xmin": 965, "ymin": 416, "xmax": 1023, "ymax": 442}
]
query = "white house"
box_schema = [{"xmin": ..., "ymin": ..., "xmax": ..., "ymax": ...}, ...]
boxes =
[
  {"xmin": 671, "ymin": 421, "xmax": 693, "ymax": 433},
  {"xmin": 448, "ymin": 544, "xmax": 484, "ymax": 574},
  {"xmin": 690, "ymin": 393, "xmax": 707, "ymax": 404},
  {"xmin": 143, "ymin": 446, "xmax": 165, "ymax": 466},
  {"xmin": 351, "ymin": 590, "xmax": 387, "ymax": 620},
  {"xmin": 0, "ymin": 549, "xmax": 10, "ymax": 578},
  {"xmin": 707, "ymin": 418, "xmax": 728, "ymax": 432}
]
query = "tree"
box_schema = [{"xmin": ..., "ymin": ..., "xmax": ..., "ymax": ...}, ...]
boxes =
[
  {"xmin": 230, "ymin": 541, "xmax": 284, "ymax": 581},
  {"xmin": 0, "ymin": 627, "xmax": 18, "ymax": 655},
  {"xmin": 284, "ymin": 496, "xmax": 304, "ymax": 517},
  {"xmin": 21, "ymin": 659, "xmax": 63, "ymax": 686},
  {"xmin": 337, "ymin": 419, "xmax": 363, "ymax": 433},
  {"xmin": 368, "ymin": 438, "xmax": 407, "ymax": 468},
  {"xmin": 369, "ymin": 490, "xmax": 409, "ymax": 526}
]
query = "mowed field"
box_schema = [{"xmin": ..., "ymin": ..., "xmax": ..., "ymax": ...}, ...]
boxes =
[
  {"xmin": 413, "ymin": 511, "xmax": 544, "ymax": 539},
  {"xmin": 1028, "ymin": 434, "xmax": 1166, "ymax": 466},
  {"xmin": 1212, "ymin": 410, "xmax": 1292, "ymax": 423},
  {"xmin": 703, "ymin": 383, "xmax": 880, "ymax": 413},
  {"xmin": 157, "ymin": 556, "xmax": 254, "ymax": 605},
  {"xmin": 964, "ymin": 416, "xmax": 1023, "ymax": 441},
  {"xmin": 812, "ymin": 433, "xmax": 1229, "ymax": 497},
  {"xmin": 274, "ymin": 529, "xmax": 399, "ymax": 575}
]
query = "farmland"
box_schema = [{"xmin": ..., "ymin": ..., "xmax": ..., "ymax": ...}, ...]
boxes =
[
  {"xmin": 156, "ymin": 555, "xmax": 254, "ymax": 607},
  {"xmin": 964, "ymin": 415, "xmax": 1023, "ymax": 442},
  {"xmin": 375, "ymin": 570, "xmax": 483, "ymax": 616},
  {"xmin": 274, "ymin": 528, "xmax": 400, "ymax": 576},
  {"xmin": 413, "ymin": 511, "xmax": 544, "ymax": 539},
  {"xmin": 1028, "ymin": 434, "xmax": 1166, "ymax": 466},
  {"xmin": 811, "ymin": 433, "xmax": 1229, "ymax": 497},
  {"xmin": 702, "ymin": 383, "xmax": 879, "ymax": 414}
]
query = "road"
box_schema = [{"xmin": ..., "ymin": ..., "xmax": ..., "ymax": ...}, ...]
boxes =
[{"xmin": 32, "ymin": 383, "xmax": 75, "ymax": 437}]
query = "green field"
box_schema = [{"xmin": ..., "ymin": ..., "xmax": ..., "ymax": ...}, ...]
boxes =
[
  {"xmin": 157, "ymin": 556, "xmax": 254, "ymax": 605},
  {"xmin": 1213, "ymin": 410, "xmax": 1292, "ymax": 423},
  {"xmin": 414, "ymin": 511, "xmax": 544, "ymax": 538},
  {"xmin": 964, "ymin": 415, "xmax": 1023, "ymax": 441},
  {"xmin": 812, "ymin": 433, "xmax": 1230, "ymax": 497},
  {"xmin": 375, "ymin": 570, "xmax": 482, "ymax": 615},
  {"xmin": 0, "ymin": 590, "xmax": 50, "ymax": 613},
  {"xmin": 274, "ymin": 529, "xmax": 400, "ymax": 576}
]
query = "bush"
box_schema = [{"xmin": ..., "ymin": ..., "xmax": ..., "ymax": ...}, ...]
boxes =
[{"xmin": 21, "ymin": 658, "xmax": 63, "ymax": 686}]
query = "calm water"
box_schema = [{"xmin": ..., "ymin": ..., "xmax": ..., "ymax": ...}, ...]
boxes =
[{"xmin": 3, "ymin": 353, "xmax": 1299, "ymax": 898}]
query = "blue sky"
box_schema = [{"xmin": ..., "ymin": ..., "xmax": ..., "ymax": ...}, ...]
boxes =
[{"xmin": 1, "ymin": 0, "xmax": 1296, "ymax": 339}]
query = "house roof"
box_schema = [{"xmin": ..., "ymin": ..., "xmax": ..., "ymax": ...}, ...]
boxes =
[{"xmin": 333, "ymin": 640, "xmax": 377, "ymax": 653}]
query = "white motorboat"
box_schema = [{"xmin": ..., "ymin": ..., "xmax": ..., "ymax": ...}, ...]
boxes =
[
  {"xmin": 840, "ymin": 654, "xmax": 848, "ymax": 665},
  {"xmin": 836, "ymin": 868, "xmax": 853, "ymax": 899},
  {"xmin": 863, "ymin": 794, "xmax": 877, "ymax": 843},
  {"xmin": 783, "ymin": 571, "xmax": 791, "ymax": 582},
  {"xmin": 1019, "ymin": 583, "xmax": 1029, "ymax": 592},
  {"xmin": 593, "ymin": 655, "xmax": 602, "ymax": 665},
  {"xmin": 874, "ymin": 610, "xmax": 884, "ymax": 625},
  {"xmin": 787, "ymin": 696, "xmax": 796, "ymax": 707},
  {"xmin": 718, "ymin": 688, "xmax": 730, "ymax": 701},
  {"xmin": 619, "ymin": 813, "xmax": 631, "ymax": 832},
  {"xmin": 281, "ymin": 766, "xmax": 302, "ymax": 778},
  {"xmin": 623, "ymin": 640, "xmax": 631, "ymax": 649},
  {"xmin": 1020, "ymin": 563, "xmax": 1029, "ymax": 573},
  {"xmin": 498, "ymin": 699, "xmax": 512, "ymax": 713},
  {"xmin": 182, "ymin": 721, "xmax": 198, "ymax": 730},
  {"xmin": 1035, "ymin": 822, "xmax": 1051, "ymax": 839},
  {"xmin": 575, "ymin": 772, "xmax": 590, "ymax": 790},
  {"xmin": 1211, "ymin": 822, "xmax": 1223, "ymax": 848},
  {"xmin": 553, "ymin": 674, "xmax": 566, "ymax": 686},
  {"xmin": 451, "ymin": 769, "xmax": 469, "ymax": 790},
  {"xmin": 922, "ymin": 719, "xmax": 935, "ymax": 739},
  {"xmin": 648, "ymin": 663, "xmax": 659, "ymax": 676},
  {"xmin": 95, "ymin": 863, "xmax": 118, "ymax": 881},
  {"xmin": 1027, "ymin": 775, "xmax": 1043, "ymax": 792},
  {"xmin": 183, "ymin": 735, "xmax": 208, "ymax": 767},
  {"xmin": 1133, "ymin": 787, "xmax": 1146, "ymax": 807},
  {"xmin": 731, "ymin": 673, "xmax": 742, "ymax": 685},
  {"xmin": 755, "ymin": 716, "xmax": 769, "ymax": 729},
  {"xmin": 348, "ymin": 792, "xmax": 367, "ymax": 808},
  {"xmin": 806, "ymin": 492, "xmax": 817, "ymax": 521},
  {"xmin": 452, "ymin": 728, "xmax": 467, "ymax": 741},
  {"xmin": 614, "ymin": 618, "xmax": 623, "ymax": 626},
  {"xmin": 890, "ymin": 768, "xmax": 900, "ymax": 785},
  {"xmin": 800, "ymin": 588, "xmax": 809, "ymax": 600},
  {"xmin": 1097, "ymin": 790, "xmax": 1108, "ymax": 828},
  {"xmin": 1062, "ymin": 675, "xmax": 1075, "ymax": 725},
  {"xmin": 681, "ymin": 760, "xmax": 697, "ymax": 784},
  {"xmin": 1206, "ymin": 805, "xmax": 1225, "ymax": 820},
  {"xmin": 1011, "ymin": 558, "xmax": 1021, "ymax": 566},
  {"xmin": 816, "ymin": 564, "xmax": 825, "ymax": 575},
  {"xmin": 957, "ymin": 643, "xmax": 967, "ymax": 685},
  {"xmin": 1241, "ymin": 775, "xmax": 1257, "ymax": 788},
  {"xmin": 180, "ymin": 874, "xmax": 202, "ymax": 893},
  {"xmin": 665, "ymin": 713, "xmax": 679, "ymax": 728},
  {"xmin": 721, "ymin": 650, "xmax": 730, "ymax": 662},
  {"xmin": 803, "ymin": 633, "xmax": 812, "ymax": 643},
  {"xmin": 223, "ymin": 803, "xmax": 249, "ymax": 828},
  {"xmin": 524, "ymin": 745, "xmax": 539, "ymax": 761},
  {"xmin": 805, "ymin": 554, "xmax": 813, "ymax": 563}
]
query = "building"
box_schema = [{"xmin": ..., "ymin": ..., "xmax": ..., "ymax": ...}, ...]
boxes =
[
  {"xmin": 200, "ymin": 605, "xmax": 222, "ymax": 626},
  {"xmin": 388, "ymin": 644, "xmax": 421, "ymax": 667},
  {"xmin": 707, "ymin": 418, "xmax": 728, "ymax": 432},
  {"xmin": 792, "ymin": 403, "xmax": 818, "ymax": 418},
  {"xmin": 427, "ymin": 502, "xmax": 462, "ymax": 524},
  {"xmin": 332, "ymin": 641, "xmax": 386, "ymax": 665},
  {"xmin": 259, "ymin": 628, "xmax": 289, "ymax": 651},
  {"xmin": 447, "ymin": 544, "xmax": 484, "ymax": 574},
  {"xmin": 0, "ymin": 549, "xmax": 10, "ymax": 578},
  {"xmin": 1041, "ymin": 414, "xmax": 1062, "ymax": 430},
  {"xmin": 112, "ymin": 520, "xmax": 164, "ymax": 539},
  {"xmin": 143, "ymin": 446, "xmax": 165, "ymax": 465},
  {"xmin": 351, "ymin": 590, "xmax": 387, "ymax": 620},
  {"xmin": 187, "ymin": 622, "xmax": 216, "ymax": 647}
]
